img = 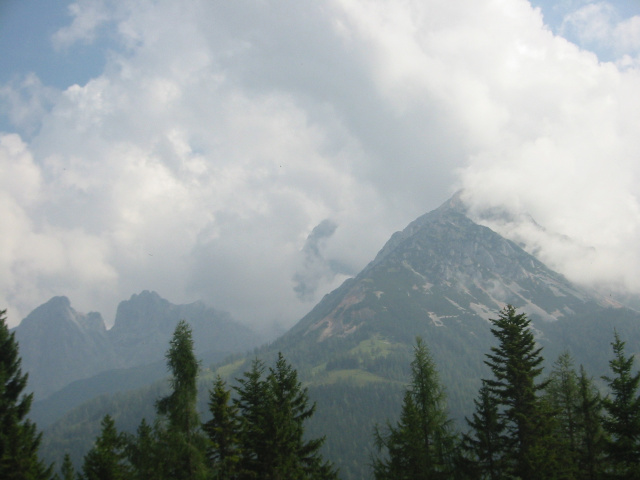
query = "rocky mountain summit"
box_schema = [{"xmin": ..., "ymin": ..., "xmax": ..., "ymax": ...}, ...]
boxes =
[
  {"xmin": 15, "ymin": 296, "xmax": 116, "ymax": 399},
  {"xmin": 287, "ymin": 195, "xmax": 613, "ymax": 346}
]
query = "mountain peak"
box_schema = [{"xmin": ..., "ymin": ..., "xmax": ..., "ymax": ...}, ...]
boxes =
[
  {"xmin": 18, "ymin": 296, "xmax": 106, "ymax": 333},
  {"xmin": 131, "ymin": 290, "xmax": 163, "ymax": 301},
  {"xmin": 368, "ymin": 193, "xmax": 470, "ymax": 269},
  {"xmin": 108, "ymin": 291, "xmax": 260, "ymax": 367},
  {"xmin": 46, "ymin": 295, "xmax": 71, "ymax": 308},
  {"xmin": 434, "ymin": 189, "xmax": 467, "ymax": 214},
  {"xmin": 292, "ymin": 194, "xmax": 602, "ymax": 343},
  {"xmin": 14, "ymin": 297, "xmax": 112, "ymax": 398}
]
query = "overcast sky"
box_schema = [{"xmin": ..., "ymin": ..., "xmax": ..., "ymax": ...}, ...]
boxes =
[{"xmin": 1, "ymin": 0, "xmax": 640, "ymax": 330}]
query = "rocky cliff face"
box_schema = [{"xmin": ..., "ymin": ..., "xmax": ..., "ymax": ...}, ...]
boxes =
[{"xmin": 108, "ymin": 290, "xmax": 259, "ymax": 367}]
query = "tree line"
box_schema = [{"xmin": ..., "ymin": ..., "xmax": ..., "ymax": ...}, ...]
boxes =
[
  {"xmin": 372, "ymin": 305, "xmax": 640, "ymax": 479},
  {"xmin": 4, "ymin": 305, "xmax": 640, "ymax": 479},
  {"xmin": 68, "ymin": 320, "xmax": 338, "ymax": 480}
]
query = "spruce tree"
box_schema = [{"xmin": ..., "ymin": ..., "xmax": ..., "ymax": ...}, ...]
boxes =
[
  {"xmin": 233, "ymin": 355, "xmax": 338, "ymax": 480},
  {"xmin": 483, "ymin": 305, "xmax": 549, "ymax": 480},
  {"xmin": 233, "ymin": 358, "xmax": 269, "ymax": 478},
  {"xmin": 601, "ymin": 331, "xmax": 640, "ymax": 478},
  {"xmin": 203, "ymin": 376, "xmax": 241, "ymax": 479},
  {"xmin": 544, "ymin": 352, "xmax": 581, "ymax": 477},
  {"xmin": 155, "ymin": 320, "xmax": 207, "ymax": 480},
  {"xmin": 373, "ymin": 337, "xmax": 456, "ymax": 479},
  {"xmin": 58, "ymin": 454, "xmax": 75, "ymax": 480},
  {"xmin": 576, "ymin": 365, "xmax": 605, "ymax": 480},
  {"xmin": 265, "ymin": 353, "xmax": 337, "ymax": 479},
  {"xmin": 547, "ymin": 353, "xmax": 580, "ymax": 450},
  {"xmin": 80, "ymin": 414, "xmax": 131, "ymax": 480},
  {"xmin": 128, "ymin": 418, "xmax": 159, "ymax": 480},
  {"xmin": 460, "ymin": 381, "xmax": 507, "ymax": 479},
  {"xmin": 0, "ymin": 309, "xmax": 52, "ymax": 480}
]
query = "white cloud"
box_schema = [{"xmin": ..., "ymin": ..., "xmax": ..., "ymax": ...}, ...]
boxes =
[
  {"xmin": 459, "ymin": 58, "xmax": 640, "ymax": 293},
  {"xmin": 0, "ymin": 74, "xmax": 59, "ymax": 134},
  {"xmin": 560, "ymin": 1, "xmax": 640, "ymax": 65},
  {"xmin": 614, "ymin": 15, "xmax": 640, "ymax": 52},
  {"xmin": 52, "ymin": 0, "xmax": 113, "ymax": 50},
  {"xmin": 0, "ymin": 134, "xmax": 117, "ymax": 325},
  {"xmin": 2, "ymin": 0, "xmax": 640, "ymax": 328}
]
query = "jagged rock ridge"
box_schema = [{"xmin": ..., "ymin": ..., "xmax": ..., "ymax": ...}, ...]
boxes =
[{"xmin": 15, "ymin": 292, "xmax": 260, "ymax": 399}]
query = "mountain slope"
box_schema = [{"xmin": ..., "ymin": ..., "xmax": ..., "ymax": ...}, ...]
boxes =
[
  {"xmin": 290, "ymin": 195, "xmax": 608, "ymax": 342},
  {"xmin": 35, "ymin": 196, "xmax": 640, "ymax": 480},
  {"xmin": 252, "ymin": 195, "xmax": 640, "ymax": 478},
  {"xmin": 263, "ymin": 196, "xmax": 623, "ymax": 401}
]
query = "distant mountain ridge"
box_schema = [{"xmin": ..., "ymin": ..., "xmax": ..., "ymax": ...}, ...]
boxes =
[{"xmin": 14, "ymin": 291, "xmax": 260, "ymax": 400}]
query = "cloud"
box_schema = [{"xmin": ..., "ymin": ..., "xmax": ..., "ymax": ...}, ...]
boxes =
[
  {"xmin": 1, "ymin": 0, "xmax": 640, "ymax": 328},
  {"xmin": 52, "ymin": 0, "xmax": 113, "ymax": 50},
  {"xmin": 0, "ymin": 134, "xmax": 117, "ymax": 324},
  {"xmin": 0, "ymin": 74, "xmax": 59, "ymax": 135},
  {"xmin": 292, "ymin": 219, "xmax": 354, "ymax": 301},
  {"xmin": 560, "ymin": 1, "xmax": 640, "ymax": 66},
  {"xmin": 458, "ymin": 42, "xmax": 640, "ymax": 294}
]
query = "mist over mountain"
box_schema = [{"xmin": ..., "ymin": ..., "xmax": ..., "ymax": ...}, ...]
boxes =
[
  {"xmin": 284, "ymin": 194, "xmax": 619, "ymax": 347},
  {"xmin": 23, "ymin": 195, "xmax": 640, "ymax": 479}
]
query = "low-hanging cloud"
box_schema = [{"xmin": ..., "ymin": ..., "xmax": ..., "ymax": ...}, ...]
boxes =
[
  {"xmin": 1, "ymin": 0, "xmax": 639, "ymax": 328},
  {"xmin": 292, "ymin": 219, "xmax": 355, "ymax": 302}
]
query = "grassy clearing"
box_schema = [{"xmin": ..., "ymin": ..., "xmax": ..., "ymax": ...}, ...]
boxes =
[
  {"xmin": 312, "ymin": 368, "xmax": 392, "ymax": 386},
  {"xmin": 348, "ymin": 335, "xmax": 402, "ymax": 357},
  {"xmin": 214, "ymin": 358, "xmax": 247, "ymax": 380}
]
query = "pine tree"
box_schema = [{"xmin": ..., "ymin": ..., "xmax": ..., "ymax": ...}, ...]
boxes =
[
  {"xmin": 0, "ymin": 309, "xmax": 52, "ymax": 480},
  {"xmin": 155, "ymin": 320, "xmax": 208, "ymax": 480},
  {"xmin": 460, "ymin": 381, "xmax": 507, "ymax": 479},
  {"xmin": 80, "ymin": 414, "xmax": 131, "ymax": 480},
  {"xmin": 483, "ymin": 305, "xmax": 549, "ymax": 480},
  {"xmin": 203, "ymin": 376, "xmax": 241, "ymax": 479},
  {"xmin": 373, "ymin": 337, "xmax": 457, "ymax": 479},
  {"xmin": 601, "ymin": 331, "xmax": 640, "ymax": 478}
]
